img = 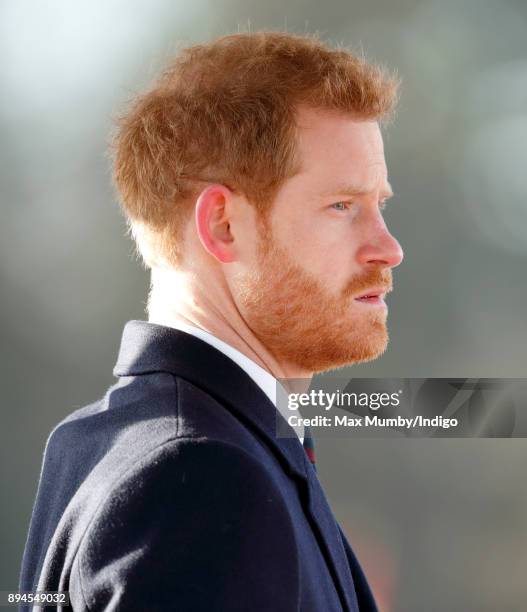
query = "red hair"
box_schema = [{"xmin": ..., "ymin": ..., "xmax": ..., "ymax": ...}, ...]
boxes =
[{"xmin": 110, "ymin": 31, "xmax": 399, "ymax": 268}]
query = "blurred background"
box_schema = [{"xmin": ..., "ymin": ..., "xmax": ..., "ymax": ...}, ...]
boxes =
[{"xmin": 1, "ymin": 1, "xmax": 526, "ymax": 610}]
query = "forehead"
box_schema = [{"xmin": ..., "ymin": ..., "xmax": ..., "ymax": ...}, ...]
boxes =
[{"xmin": 292, "ymin": 106, "xmax": 388, "ymax": 192}]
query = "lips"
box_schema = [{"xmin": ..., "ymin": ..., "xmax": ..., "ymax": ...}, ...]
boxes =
[
  {"xmin": 355, "ymin": 295, "xmax": 384, "ymax": 304},
  {"xmin": 357, "ymin": 293, "xmax": 381, "ymax": 299},
  {"xmin": 355, "ymin": 287, "xmax": 389, "ymax": 299},
  {"xmin": 354, "ymin": 287, "xmax": 390, "ymax": 305}
]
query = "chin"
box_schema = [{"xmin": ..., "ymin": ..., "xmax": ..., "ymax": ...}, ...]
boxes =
[
  {"xmin": 350, "ymin": 338, "xmax": 389, "ymax": 365},
  {"xmin": 294, "ymin": 327, "xmax": 390, "ymax": 374},
  {"xmin": 353, "ymin": 325, "xmax": 389, "ymax": 362}
]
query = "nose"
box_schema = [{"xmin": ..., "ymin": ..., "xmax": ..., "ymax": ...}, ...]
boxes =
[{"xmin": 355, "ymin": 224, "xmax": 404, "ymax": 269}]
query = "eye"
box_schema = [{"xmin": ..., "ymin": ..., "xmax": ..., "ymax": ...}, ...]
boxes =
[{"xmin": 331, "ymin": 201, "xmax": 353, "ymax": 211}]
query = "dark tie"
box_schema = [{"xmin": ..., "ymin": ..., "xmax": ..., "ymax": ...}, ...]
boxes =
[{"xmin": 303, "ymin": 424, "xmax": 317, "ymax": 471}]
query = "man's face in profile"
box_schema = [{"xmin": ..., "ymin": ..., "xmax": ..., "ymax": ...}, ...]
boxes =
[{"xmin": 234, "ymin": 106, "xmax": 404, "ymax": 373}]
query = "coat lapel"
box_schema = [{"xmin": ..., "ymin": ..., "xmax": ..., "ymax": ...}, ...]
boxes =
[
  {"xmin": 113, "ymin": 320, "xmax": 308, "ymax": 479},
  {"xmin": 304, "ymin": 466, "xmax": 360, "ymax": 611},
  {"xmin": 113, "ymin": 320, "xmax": 361, "ymax": 611}
]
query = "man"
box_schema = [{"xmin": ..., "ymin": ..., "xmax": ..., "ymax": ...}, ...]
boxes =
[{"xmin": 20, "ymin": 32, "xmax": 403, "ymax": 611}]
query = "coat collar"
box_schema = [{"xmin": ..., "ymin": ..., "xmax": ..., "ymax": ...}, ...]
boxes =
[
  {"xmin": 113, "ymin": 320, "xmax": 308, "ymax": 482},
  {"xmin": 113, "ymin": 320, "xmax": 360, "ymax": 611}
]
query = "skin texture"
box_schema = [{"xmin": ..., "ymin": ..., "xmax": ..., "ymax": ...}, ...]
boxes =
[{"xmin": 148, "ymin": 106, "xmax": 404, "ymax": 380}]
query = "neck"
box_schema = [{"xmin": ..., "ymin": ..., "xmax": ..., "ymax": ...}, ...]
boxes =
[{"xmin": 147, "ymin": 266, "xmax": 314, "ymax": 384}]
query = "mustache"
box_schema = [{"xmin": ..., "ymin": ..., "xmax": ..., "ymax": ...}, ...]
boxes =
[{"xmin": 342, "ymin": 268, "xmax": 393, "ymax": 298}]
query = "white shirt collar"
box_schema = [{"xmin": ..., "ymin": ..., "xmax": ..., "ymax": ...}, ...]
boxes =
[{"xmin": 150, "ymin": 318, "xmax": 304, "ymax": 444}]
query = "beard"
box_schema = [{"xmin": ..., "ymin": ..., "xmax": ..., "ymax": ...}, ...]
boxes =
[{"xmin": 234, "ymin": 218, "xmax": 393, "ymax": 373}]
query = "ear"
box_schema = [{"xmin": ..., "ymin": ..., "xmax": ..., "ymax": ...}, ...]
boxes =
[{"xmin": 194, "ymin": 185, "xmax": 237, "ymax": 263}]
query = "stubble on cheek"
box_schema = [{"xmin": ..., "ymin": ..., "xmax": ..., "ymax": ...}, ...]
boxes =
[{"xmin": 234, "ymin": 230, "xmax": 391, "ymax": 372}]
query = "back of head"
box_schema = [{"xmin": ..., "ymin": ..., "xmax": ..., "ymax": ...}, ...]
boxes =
[{"xmin": 110, "ymin": 31, "xmax": 399, "ymax": 269}]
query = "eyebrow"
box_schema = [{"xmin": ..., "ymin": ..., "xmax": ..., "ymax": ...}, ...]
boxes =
[{"xmin": 320, "ymin": 181, "xmax": 394, "ymax": 199}]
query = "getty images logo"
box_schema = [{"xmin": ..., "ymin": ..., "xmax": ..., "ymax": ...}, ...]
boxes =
[
  {"xmin": 287, "ymin": 388, "xmax": 404, "ymax": 411},
  {"xmin": 278, "ymin": 378, "xmax": 526, "ymax": 438}
]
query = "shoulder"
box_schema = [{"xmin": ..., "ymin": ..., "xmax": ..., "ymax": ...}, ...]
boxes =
[
  {"xmin": 40, "ymin": 372, "xmax": 280, "ymax": 521},
  {"xmin": 71, "ymin": 438, "xmax": 299, "ymax": 611},
  {"xmin": 81, "ymin": 436, "xmax": 290, "ymax": 523},
  {"xmin": 48, "ymin": 371, "xmax": 255, "ymax": 452}
]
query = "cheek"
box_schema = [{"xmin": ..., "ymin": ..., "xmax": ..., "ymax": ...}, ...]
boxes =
[
  {"xmin": 312, "ymin": 229, "xmax": 364, "ymax": 295},
  {"xmin": 284, "ymin": 224, "xmax": 359, "ymax": 287},
  {"xmin": 317, "ymin": 247, "xmax": 356, "ymax": 293},
  {"xmin": 282, "ymin": 226, "xmax": 327, "ymax": 272}
]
